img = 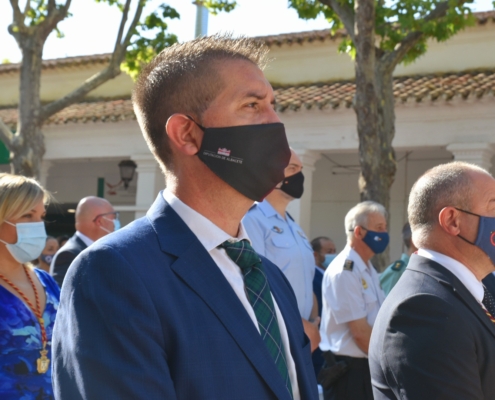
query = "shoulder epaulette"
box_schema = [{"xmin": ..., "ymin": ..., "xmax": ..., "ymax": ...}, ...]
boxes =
[
  {"xmin": 391, "ymin": 260, "xmax": 406, "ymax": 271},
  {"xmin": 343, "ymin": 260, "xmax": 354, "ymax": 271}
]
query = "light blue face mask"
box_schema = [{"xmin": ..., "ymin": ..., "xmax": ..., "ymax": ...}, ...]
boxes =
[
  {"xmin": 0, "ymin": 221, "xmax": 47, "ymax": 264},
  {"xmin": 101, "ymin": 217, "xmax": 120, "ymax": 233},
  {"xmin": 323, "ymin": 254, "xmax": 337, "ymax": 268}
]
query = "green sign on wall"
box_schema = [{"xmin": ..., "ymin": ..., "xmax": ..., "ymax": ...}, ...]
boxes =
[{"xmin": 0, "ymin": 141, "xmax": 9, "ymax": 164}]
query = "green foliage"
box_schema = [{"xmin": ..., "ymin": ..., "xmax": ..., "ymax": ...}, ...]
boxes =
[
  {"xmin": 14, "ymin": 0, "xmax": 70, "ymax": 27},
  {"xmin": 203, "ymin": 1, "xmax": 238, "ymax": 15},
  {"xmin": 289, "ymin": 0, "xmax": 478, "ymax": 65},
  {"xmin": 121, "ymin": 3, "xmax": 180, "ymax": 79}
]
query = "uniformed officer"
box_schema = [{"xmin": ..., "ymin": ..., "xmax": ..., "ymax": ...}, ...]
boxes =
[
  {"xmin": 379, "ymin": 222, "xmax": 417, "ymax": 295},
  {"xmin": 243, "ymin": 149, "xmax": 320, "ymax": 351},
  {"xmin": 319, "ymin": 201, "xmax": 387, "ymax": 400}
]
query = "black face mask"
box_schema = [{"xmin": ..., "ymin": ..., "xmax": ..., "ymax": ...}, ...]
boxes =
[
  {"xmin": 278, "ymin": 171, "xmax": 304, "ymax": 199},
  {"xmin": 189, "ymin": 117, "xmax": 291, "ymax": 201}
]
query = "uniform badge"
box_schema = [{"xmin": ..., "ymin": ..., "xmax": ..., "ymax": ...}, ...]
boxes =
[
  {"xmin": 271, "ymin": 226, "xmax": 283, "ymax": 234},
  {"xmin": 361, "ymin": 278, "xmax": 368, "ymax": 289},
  {"xmin": 343, "ymin": 260, "xmax": 354, "ymax": 271},
  {"xmin": 391, "ymin": 260, "xmax": 405, "ymax": 271}
]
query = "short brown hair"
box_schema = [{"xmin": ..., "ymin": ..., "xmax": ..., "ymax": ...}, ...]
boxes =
[{"xmin": 132, "ymin": 34, "xmax": 269, "ymax": 171}]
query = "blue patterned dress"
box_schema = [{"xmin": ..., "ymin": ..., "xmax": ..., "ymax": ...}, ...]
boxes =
[{"xmin": 0, "ymin": 268, "xmax": 60, "ymax": 400}]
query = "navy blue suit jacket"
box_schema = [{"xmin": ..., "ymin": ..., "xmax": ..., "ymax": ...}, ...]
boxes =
[
  {"xmin": 369, "ymin": 254, "xmax": 495, "ymax": 399},
  {"xmin": 50, "ymin": 234, "xmax": 87, "ymax": 287},
  {"xmin": 52, "ymin": 193, "xmax": 318, "ymax": 399},
  {"xmin": 311, "ymin": 267, "xmax": 324, "ymax": 376}
]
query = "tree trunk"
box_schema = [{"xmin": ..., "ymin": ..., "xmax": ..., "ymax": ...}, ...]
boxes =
[
  {"xmin": 353, "ymin": 0, "xmax": 397, "ymax": 270},
  {"xmin": 11, "ymin": 34, "xmax": 46, "ymax": 178}
]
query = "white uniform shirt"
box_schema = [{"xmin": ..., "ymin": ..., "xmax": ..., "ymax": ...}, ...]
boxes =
[
  {"xmin": 162, "ymin": 190, "xmax": 301, "ymax": 400},
  {"xmin": 243, "ymin": 200, "xmax": 316, "ymax": 319},
  {"xmin": 319, "ymin": 245, "xmax": 385, "ymax": 358},
  {"xmin": 75, "ymin": 231, "xmax": 94, "ymax": 247}
]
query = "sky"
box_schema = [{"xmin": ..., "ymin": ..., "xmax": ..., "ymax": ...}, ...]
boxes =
[{"xmin": 0, "ymin": 0, "xmax": 493, "ymax": 63}]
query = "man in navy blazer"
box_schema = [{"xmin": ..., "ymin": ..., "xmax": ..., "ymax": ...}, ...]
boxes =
[
  {"xmin": 369, "ymin": 162, "xmax": 495, "ymax": 399},
  {"xmin": 50, "ymin": 196, "xmax": 118, "ymax": 287},
  {"xmin": 52, "ymin": 35, "xmax": 318, "ymax": 399}
]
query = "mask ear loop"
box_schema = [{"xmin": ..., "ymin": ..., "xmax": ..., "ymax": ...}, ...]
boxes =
[
  {"xmin": 185, "ymin": 115, "xmax": 206, "ymax": 131},
  {"xmin": 454, "ymin": 207, "xmax": 479, "ymax": 245}
]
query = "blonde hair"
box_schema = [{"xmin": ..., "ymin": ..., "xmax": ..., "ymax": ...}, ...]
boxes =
[{"xmin": 0, "ymin": 173, "xmax": 49, "ymax": 223}]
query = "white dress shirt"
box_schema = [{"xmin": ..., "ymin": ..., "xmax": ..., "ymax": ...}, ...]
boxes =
[
  {"xmin": 75, "ymin": 231, "xmax": 94, "ymax": 247},
  {"xmin": 320, "ymin": 245, "xmax": 385, "ymax": 358},
  {"xmin": 417, "ymin": 248, "xmax": 484, "ymax": 303},
  {"xmin": 163, "ymin": 189, "xmax": 300, "ymax": 399}
]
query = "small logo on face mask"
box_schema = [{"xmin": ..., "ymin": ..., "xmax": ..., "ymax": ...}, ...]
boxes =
[
  {"xmin": 374, "ymin": 236, "xmax": 382, "ymax": 241},
  {"xmin": 218, "ymin": 148, "xmax": 231, "ymax": 156}
]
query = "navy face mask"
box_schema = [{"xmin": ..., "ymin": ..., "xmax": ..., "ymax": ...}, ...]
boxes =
[
  {"xmin": 456, "ymin": 208, "xmax": 495, "ymax": 265},
  {"xmin": 361, "ymin": 227, "xmax": 390, "ymax": 254},
  {"xmin": 188, "ymin": 117, "xmax": 291, "ymax": 202},
  {"xmin": 278, "ymin": 171, "xmax": 304, "ymax": 199}
]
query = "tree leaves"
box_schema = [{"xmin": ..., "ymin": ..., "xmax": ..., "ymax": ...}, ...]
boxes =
[
  {"xmin": 289, "ymin": 0, "xmax": 480, "ymax": 66},
  {"xmin": 121, "ymin": 3, "xmax": 180, "ymax": 79}
]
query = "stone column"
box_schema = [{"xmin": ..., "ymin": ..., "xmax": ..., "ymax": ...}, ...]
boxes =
[
  {"xmin": 131, "ymin": 154, "xmax": 164, "ymax": 219},
  {"xmin": 446, "ymin": 142, "xmax": 495, "ymax": 172},
  {"xmin": 286, "ymin": 150, "xmax": 321, "ymax": 235},
  {"xmin": 39, "ymin": 160, "xmax": 52, "ymax": 188}
]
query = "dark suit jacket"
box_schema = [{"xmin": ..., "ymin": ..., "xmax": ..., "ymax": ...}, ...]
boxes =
[
  {"xmin": 52, "ymin": 193, "xmax": 318, "ymax": 400},
  {"xmin": 312, "ymin": 267, "xmax": 324, "ymax": 376},
  {"xmin": 50, "ymin": 234, "xmax": 87, "ymax": 287},
  {"xmin": 369, "ymin": 254, "xmax": 495, "ymax": 399}
]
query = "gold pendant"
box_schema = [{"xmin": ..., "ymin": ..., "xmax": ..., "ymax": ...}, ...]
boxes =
[{"xmin": 37, "ymin": 349, "xmax": 50, "ymax": 374}]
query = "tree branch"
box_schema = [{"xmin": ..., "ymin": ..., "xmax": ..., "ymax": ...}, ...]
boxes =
[
  {"xmin": 9, "ymin": 0, "xmax": 24, "ymax": 25},
  {"xmin": 318, "ymin": 0, "xmax": 356, "ymax": 42},
  {"xmin": 40, "ymin": 0, "xmax": 145, "ymax": 121},
  {"xmin": 381, "ymin": 0, "xmax": 453, "ymax": 70},
  {"xmin": 0, "ymin": 119, "xmax": 14, "ymax": 151},
  {"xmin": 112, "ymin": 0, "xmax": 132, "ymax": 62}
]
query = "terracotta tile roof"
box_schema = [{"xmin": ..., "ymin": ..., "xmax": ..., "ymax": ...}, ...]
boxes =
[
  {"xmin": 0, "ymin": 10, "xmax": 493, "ymax": 74},
  {"xmin": 0, "ymin": 70, "xmax": 493, "ymax": 128},
  {"xmin": 273, "ymin": 70, "xmax": 495, "ymax": 112},
  {"xmin": 0, "ymin": 98, "xmax": 135, "ymax": 129}
]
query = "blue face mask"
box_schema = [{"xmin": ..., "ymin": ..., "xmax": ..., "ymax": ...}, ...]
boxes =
[
  {"xmin": 456, "ymin": 208, "xmax": 495, "ymax": 264},
  {"xmin": 361, "ymin": 227, "xmax": 390, "ymax": 254},
  {"xmin": 101, "ymin": 217, "xmax": 121, "ymax": 233},
  {"xmin": 0, "ymin": 221, "xmax": 47, "ymax": 264},
  {"xmin": 323, "ymin": 254, "xmax": 337, "ymax": 268}
]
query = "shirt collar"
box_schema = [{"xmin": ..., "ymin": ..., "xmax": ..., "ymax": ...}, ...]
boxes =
[
  {"xmin": 345, "ymin": 244, "xmax": 374, "ymax": 274},
  {"xmin": 75, "ymin": 231, "xmax": 94, "ymax": 247},
  {"xmin": 417, "ymin": 248, "xmax": 484, "ymax": 303},
  {"xmin": 257, "ymin": 199, "xmax": 279, "ymax": 218},
  {"xmin": 163, "ymin": 189, "xmax": 250, "ymax": 252}
]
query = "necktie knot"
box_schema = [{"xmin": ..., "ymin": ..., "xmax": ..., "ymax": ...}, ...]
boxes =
[{"xmin": 219, "ymin": 239, "xmax": 261, "ymax": 273}]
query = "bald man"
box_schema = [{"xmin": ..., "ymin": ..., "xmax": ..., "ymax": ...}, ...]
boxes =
[{"xmin": 50, "ymin": 197, "xmax": 119, "ymax": 287}]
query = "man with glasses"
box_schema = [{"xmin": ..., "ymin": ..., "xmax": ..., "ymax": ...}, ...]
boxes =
[{"xmin": 50, "ymin": 196, "xmax": 119, "ymax": 287}]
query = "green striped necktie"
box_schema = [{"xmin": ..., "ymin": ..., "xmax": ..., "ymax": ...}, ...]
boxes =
[{"xmin": 219, "ymin": 239, "xmax": 293, "ymax": 398}]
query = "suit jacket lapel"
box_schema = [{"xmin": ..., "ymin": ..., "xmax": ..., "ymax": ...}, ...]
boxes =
[
  {"xmin": 409, "ymin": 256, "xmax": 495, "ymax": 339},
  {"xmin": 147, "ymin": 193, "xmax": 292, "ymax": 400}
]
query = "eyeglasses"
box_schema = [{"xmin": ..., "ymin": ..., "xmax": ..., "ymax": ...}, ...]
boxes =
[{"xmin": 93, "ymin": 212, "xmax": 120, "ymax": 222}]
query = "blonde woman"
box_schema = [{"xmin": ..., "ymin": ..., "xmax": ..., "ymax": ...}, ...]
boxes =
[{"xmin": 0, "ymin": 173, "xmax": 60, "ymax": 399}]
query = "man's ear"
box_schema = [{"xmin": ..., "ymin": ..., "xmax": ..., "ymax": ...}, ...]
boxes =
[
  {"xmin": 166, "ymin": 114, "xmax": 202, "ymax": 156},
  {"xmin": 354, "ymin": 226, "xmax": 364, "ymax": 240},
  {"xmin": 438, "ymin": 207, "xmax": 461, "ymax": 236}
]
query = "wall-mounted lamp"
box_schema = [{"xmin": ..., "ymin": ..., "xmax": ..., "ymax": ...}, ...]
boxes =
[{"xmin": 119, "ymin": 160, "xmax": 137, "ymax": 190}]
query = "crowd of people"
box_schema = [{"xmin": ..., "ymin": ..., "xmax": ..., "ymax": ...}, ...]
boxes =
[{"xmin": 1, "ymin": 33, "xmax": 495, "ymax": 400}]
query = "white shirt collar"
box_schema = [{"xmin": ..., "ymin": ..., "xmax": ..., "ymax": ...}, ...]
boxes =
[
  {"xmin": 75, "ymin": 231, "xmax": 94, "ymax": 247},
  {"xmin": 162, "ymin": 189, "xmax": 250, "ymax": 251},
  {"xmin": 417, "ymin": 248, "xmax": 484, "ymax": 303}
]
